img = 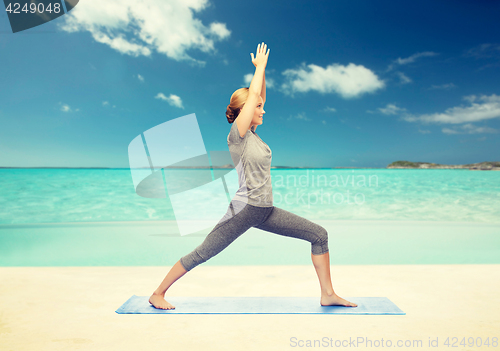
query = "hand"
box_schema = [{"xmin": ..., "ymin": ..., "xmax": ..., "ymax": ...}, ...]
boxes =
[{"xmin": 251, "ymin": 42, "xmax": 270, "ymax": 68}]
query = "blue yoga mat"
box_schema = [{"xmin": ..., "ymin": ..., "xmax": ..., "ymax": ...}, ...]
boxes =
[{"xmin": 115, "ymin": 296, "xmax": 405, "ymax": 315}]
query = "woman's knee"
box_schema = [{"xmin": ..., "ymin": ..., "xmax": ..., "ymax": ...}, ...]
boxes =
[
  {"xmin": 180, "ymin": 250, "xmax": 207, "ymax": 272},
  {"xmin": 316, "ymin": 225, "xmax": 328, "ymax": 244},
  {"xmin": 311, "ymin": 225, "xmax": 328, "ymax": 255}
]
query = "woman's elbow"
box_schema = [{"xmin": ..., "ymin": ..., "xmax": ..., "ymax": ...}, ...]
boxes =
[{"xmin": 248, "ymin": 89, "xmax": 261, "ymax": 98}]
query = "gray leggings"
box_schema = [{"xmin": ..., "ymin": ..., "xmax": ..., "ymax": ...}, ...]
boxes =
[{"xmin": 179, "ymin": 200, "xmax": 329, "ymax": 271}]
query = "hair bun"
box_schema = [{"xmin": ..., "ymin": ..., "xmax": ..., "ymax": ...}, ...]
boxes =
[
  {"xmin": 226, "ymin": 87, "xmax": 248, "ymax": 123},
  {"xmin": 226, "ymin": 105, "xmax": 236, "ymax": 123}
]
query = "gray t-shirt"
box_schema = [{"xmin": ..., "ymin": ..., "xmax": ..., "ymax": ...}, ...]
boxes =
[{"xmin": 227, "ymin": 122, "xmax": 273, "ymax": 207}]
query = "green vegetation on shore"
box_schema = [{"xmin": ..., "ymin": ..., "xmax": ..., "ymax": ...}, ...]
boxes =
[{"xmin": 387, "ymin": 160, "xmax": 500, "ymax": 170}]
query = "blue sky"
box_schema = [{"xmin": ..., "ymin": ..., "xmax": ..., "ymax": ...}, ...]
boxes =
[{"xmin": 0, "ymin": 0, "xmax": 499, "ymax": 168}]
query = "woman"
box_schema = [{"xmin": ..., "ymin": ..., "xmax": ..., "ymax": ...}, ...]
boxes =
[{"xmin": 149, "ymin": 42, "xmax": 357, "ymax": 310}]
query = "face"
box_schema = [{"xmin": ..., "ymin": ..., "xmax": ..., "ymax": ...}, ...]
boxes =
[{"xmin": 250, "ymin": 96, "xmax": 265, "ymax": 128}]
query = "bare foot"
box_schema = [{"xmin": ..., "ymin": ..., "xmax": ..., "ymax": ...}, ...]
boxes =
[
  {"xmin": 149, "ymin": 294, "xmax": 175, "ymax": 310},
  {"xmin": 320, "ymin": 293, "xmax": 357, "ymax": 307}
]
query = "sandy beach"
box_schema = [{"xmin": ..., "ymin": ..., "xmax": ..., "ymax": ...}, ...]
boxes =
[{"xmin": 0, "ymin": 264, "xmax": 498, "ymax": 350}]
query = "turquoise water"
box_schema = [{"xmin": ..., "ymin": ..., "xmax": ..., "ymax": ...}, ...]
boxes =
[
  {"xmin": 1, "ymin": 168, "xmax": 499, "ymax": 224},
  {"xmin": 1, "ymin": 220, "xmax": 499, "ymax": 266},
  {"xmin": 1, "ymin": 168, "xmax": 499, "ymax": 266}
]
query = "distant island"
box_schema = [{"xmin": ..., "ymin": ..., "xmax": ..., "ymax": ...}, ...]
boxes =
[{"xmin": 387, "ymin": 161, "xmax": 500, "ymax": 170}]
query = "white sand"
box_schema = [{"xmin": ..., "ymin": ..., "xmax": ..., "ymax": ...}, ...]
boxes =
[{"xmin": 0, "ymin": 264, "xmax": 499, "ymax": 350}]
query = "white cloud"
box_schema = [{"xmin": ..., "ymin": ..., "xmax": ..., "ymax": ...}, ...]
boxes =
[
  {"xmin": 464, "ymin": 43, "xmax": 500, "ymax": 59},
  {"xmin": 323, "ymin": 107, "xmax": 337, "ymax": 113},
  {"xmin": 322, "ymin": 120, "xmax": 327, "ymax": 125},
  {"xmin": 243, "ymin": 74, "xmax": 252, "ymax": 86},
  {"xmin": 137, "ymin": 74, "xmax": 144, "ymax": 82},
  {"xmin": 396, "ymin": 52, "xmax": 438, "ymax": 65},
  {"xmin": 442, "ymin": 123, "xmax": 498, "ymax": 134},
  {"xmin": 402, "ymin": 94, "xmax": 500, "ymax": 124},
  {"xmin": 376, "ymin": 95, "xmax": 500, "ymax": 134},
  {"xmin": 93, "ymin": 32, "xmax": 151, "ymax": 56},
  {"xmin": 281, "ymin": 62, "xmax": 384, "ymax": 99},
  {"xmin": 209, "ymin": 22, "xmax": 231, "ymax": 39},
  {"xmin": 295, "ymin": 113, "xmax": 311, "ymax": 121},
  {"xmin": 377, "ymin": 103, "xmax": 407, "ymax": 115},
  {"xmin": 57, "ymin": 0, "xmax": 230, "ymax": 65},
  {"xmin": 102, "ymin": 101, "xmax": 116, "ymax": 108},
  {"xmin": 464, "ymin": 44, "xmax": 500, "ymax": 70},
  {"xmin": 287, "ymin": 112, "xmax": 311, "ymax": 121},
  {"xmin": 387, "ymin": 51, "xmax": 438, "ymax": 71},
  {"xmin": 429, "ymin": 83, "xmax": 456, "ymax": 90},
  {"xmin": 59, "ymin": 102, "xmax": 79, "ymax": 112},
  {"xmin": 155, "ymin": 93, "xmax": 184, "ymax": 109},
  {"xmin": 243, "ymin": 73, "xmax": 275, "ymax": 89},
  {"xmin": 418, "ymin": 129, "xmax": 431, "ymax": 134},
  {"xmin": 396, "ymin": 72, "xmax": 412, "ymax": 84}
]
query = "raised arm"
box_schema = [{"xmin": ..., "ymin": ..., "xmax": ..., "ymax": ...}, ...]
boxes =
[
  {"xmin": 236, "ymin": 66, "xmax": 264, "ymax": 137},
  {"xmin": 235, "ymin": 42, "xmax": 269, "ymax": 138},
  {"xmin": 261, "ymin": 70, "xmax": 266, "ymax": 104}
]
